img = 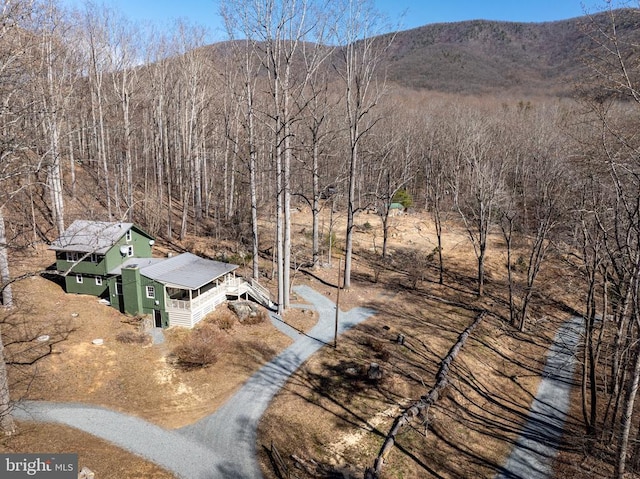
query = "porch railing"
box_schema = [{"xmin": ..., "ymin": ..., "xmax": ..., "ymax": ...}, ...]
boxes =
[{"xmin": 167, "ymin": 280, "xmax": 232, "ymax": 311}]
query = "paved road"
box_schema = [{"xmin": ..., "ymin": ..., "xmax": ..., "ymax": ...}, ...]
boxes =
[
  {"xmin": 496, "ymin": 316, "xmax": 583, "ymax": 479},
  {"xmin": 15, "ymin": 285, "xmax": 376, "ymax": 479}
]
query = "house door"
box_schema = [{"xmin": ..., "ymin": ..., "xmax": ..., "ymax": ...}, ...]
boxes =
[{"xmin": 153, "ymin": 310, "xmax": 162, "ymax": 328}]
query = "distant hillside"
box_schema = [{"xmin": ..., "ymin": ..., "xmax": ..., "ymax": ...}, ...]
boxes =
[
  {"xmin": 202, "ymin": 9, "xmax": 639, "ymax": 98},
  {"xmin": 381, "ymin": 9, "xmax": 640, "ymax": 96}
]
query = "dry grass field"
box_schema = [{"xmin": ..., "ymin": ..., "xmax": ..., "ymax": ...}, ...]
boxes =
[
  {"xmin": 256, "ymin": 209, "xmax": 583, "ymax": 479},
  {"xmin": 0, "ymin": 207, "xmax": 584, "ymax": 478}
]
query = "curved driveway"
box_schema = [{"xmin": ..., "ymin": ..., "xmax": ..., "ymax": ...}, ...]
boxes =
[{"xmin": 15, "ymin": 285, "xmax": 376, "ymax": 479}]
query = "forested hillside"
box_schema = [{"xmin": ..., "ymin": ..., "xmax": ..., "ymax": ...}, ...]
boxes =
[
  {"xmin": 1, "ymin": 0, "xmax": 640, "ymax": 477},
  {"xmin": 384, "ymin": 10, "xmax": 640, "ymax": 95}
]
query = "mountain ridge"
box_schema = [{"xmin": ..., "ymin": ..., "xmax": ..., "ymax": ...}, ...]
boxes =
[{"xmin": 377, "ymin": 8, "xmax": 640, "ymax": 96}]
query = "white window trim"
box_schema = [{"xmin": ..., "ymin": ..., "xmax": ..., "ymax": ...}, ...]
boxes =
[
  {"xmin": 146, "ymin": 285, "xmax": 155, "ymax": 299},
  {"xmin": 95, "ymin": 277, "xmax": 103, "ymax": 286},
  {"xmin": 66, "ymin": 252, "xmax": 79, "ymax": 262},
  {"xmin": 90, "ymin": 253, "xmax": 99, "ymax": 263},
  {"xmin": 75, "ymin": 274, "xmax": 83, "ymax": 284},
  {"xmin": 127, "ymin": 245, "xmax": 134, "ymax": 257},
  {"xmin": 126, "ymin": 230, "xmax": 132, "ymax": 242}
]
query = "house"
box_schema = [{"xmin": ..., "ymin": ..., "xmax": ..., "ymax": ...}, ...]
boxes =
[{"xmin": 49, "ymin": 220, "xmax": 273, "ymax": 328}]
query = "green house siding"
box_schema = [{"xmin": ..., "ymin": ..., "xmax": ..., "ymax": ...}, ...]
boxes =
[
  {"xmin": 120, "ymin": 268, "xmax": 167, "ymax": 322},
  {"xmin": 121, "ymin": 267, "xmax": 143, "ymax": 315},
  {"xmin": 55, "ymin": 226, "xmax": 154, "ymax": 276},
  {"xmin": 141, "ymin": 280, "xmax": 168, "ymax": 328},
  {"xmin": 103, "ymin": 228, "xmax": 154, "ymax": 273},
  {"xmin": 51, "ymin": 222, "xmax": 171, "ymax": 325},
  {"xmin": 140, "ymin": 279, "xmax": 166, "ymax": 314},
  {"xmin": 55, "ymin": 252, "xmax": 107, "ymax": 276},
  {"xmin": 64, "ymin": 273, "xmax": 109, "ymax": 297}
]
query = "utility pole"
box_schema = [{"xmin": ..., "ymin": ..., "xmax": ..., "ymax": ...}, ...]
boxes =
[{"xmin": 334, "ymin": 256, "xmax": 341, "ymax": 348}]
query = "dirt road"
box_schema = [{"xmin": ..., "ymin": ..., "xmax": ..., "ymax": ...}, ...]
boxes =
[{"xmin": 495, "ymin": 316, "xmax": 583, "ymax": 479}]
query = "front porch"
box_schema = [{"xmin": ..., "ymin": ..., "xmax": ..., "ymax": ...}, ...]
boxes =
[{"xmin": 165, "ymin": 274, "xmax": 240, "ymax": 328}]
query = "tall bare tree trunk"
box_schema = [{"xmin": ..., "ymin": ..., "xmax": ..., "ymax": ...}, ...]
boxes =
[
  {"xmin": 616, "ymin": 338, "xmax": 640, "ymax": 478},
  {"xmin": 0, "ymin": 208, "xmax": 12, "ymax": 309},
  {"xmin": 282, "ymin": 64, "xmax": 292, "ymax": 309},
  {"xmin": 41, "ymin": 9, "xmax": 65, "ymax": 236},
  {"xmin": 248, "ymin": 82, "xmax": 259, "ymax": 280},
  {"xmin": 88, "ymin": 36, "xmax": 112, "ymax": 220},
  {"xmin": 0, "ymin": 209, "xmax": 14, "ymax": 433},
  {"xmin": 0, "ymin": 322, "xmax": 14, "ymax": 434},
  {"xmin": 338, "ymin": 0, "xmax": 392, "ymax": 288},
  {"xmin": 312, "ymin": 140, "xmax": 320, "ymax": 269}
]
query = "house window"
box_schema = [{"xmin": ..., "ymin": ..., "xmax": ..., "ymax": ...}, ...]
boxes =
[
  {"xmin": 76, "ymin": 274, "xmax": 83, "ymax": 284},
  {"xmin": 66, "ymin": 252, "xmax": 79, "ymax": 262},
  {"xmin": 90, "ymin": 253, "xmax": 99, "ymax": 263},
  {"xmin": 127, "ymin": 245, "xmax": 134, "ymax": 257},
  {"xmin": 146, "ymin": 285, "xmax": 155, "ymax": 299},
  {"xmin": 115, "ymin": 281, "xmax": 122, "ymax": 295},
  {"xmin": 126, "ymin": 230, "xmax": 132, "ymax": 242},
  {"xmin": 95, "ymin": 277, "xmax": 103, "ymax": 286}
]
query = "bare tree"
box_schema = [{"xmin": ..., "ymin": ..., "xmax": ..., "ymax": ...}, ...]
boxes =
[
  {"xmin": 335, "ymin": 0, "xmax": 393, "ymax": 289},
  {"xmin": 506, "ymin": 104, "xmax": 570, "ymax": 330},
  {"xmin": 220, "ymin": 4, "xmax": 271, "ymax": 281},
  {"xmin": 577, "ymin": 6, "xmax": 640, "ymax": 476},
  {"xmin": 367, "ymin": 109, "xmax": 416, "ymax": 259},
  {"xmin": 421, "ymin": 107, "xmax": 453, "ymax": 285},
  {"xmin": 35, "ymin": 1, "xmax": 69, "ymax": 236},
  {"xmin": 295, "ymin": 34, "xmax": 338, "ymax": 270},
  {"xmin": 0, "ymin": 0, "xmax": 39, "ymax": 435},
  {"xmin": 108, "ymin": 13, "xmax": 143, "ymax": 222},
  {"xmin": 79, "ymin": 2, "xmax": 115, "ymax": 220},
  {"xmin": 450, "ymin": 108, "xmax": 507, "ymax": 296},
  {"xmin": 220, "ymin": 0, "xmax": 335, "ymax": 311}
]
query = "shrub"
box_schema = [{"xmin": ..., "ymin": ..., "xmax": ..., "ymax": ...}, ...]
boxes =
[
  {"xmin": 215, "ymin": 314, "xmax": 235, "ymax": 331},
  {"xmin": 172, "ymin": 325, "xmax": 224, "ymax": 369},
  {"xmin": 365, "ymin": 336, "xmax": 391, "ymax": 362},
  {"xmin": 324, "ymin": 231, "xmax": 338, "ymax": 250},
  {"xmin": 209, "ymin": 307, "xmax": 237, "ymax": 330},
  {"xmin": 392, "ymin": 189, "xmax": 413, "ymax": 209},
  {"xmin": 514, "ymin": 255, "xmax": 528, "ymax": 273}
]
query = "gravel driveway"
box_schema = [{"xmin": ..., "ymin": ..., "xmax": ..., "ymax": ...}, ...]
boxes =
[
  {"xmin": 14, "ymin": 289, "xmax": 583, "ymax": 479},
  {"xmin": 496, "ymin": 316, "xmax": 583, "ymax": 479},
  {"xmin": 14, "ymin": 285, "xmax": 376, "ymax": 479}
]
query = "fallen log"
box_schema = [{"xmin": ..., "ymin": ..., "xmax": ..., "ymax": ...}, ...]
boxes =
[{"xmin": 364, "ymin": 311, "xmax": 486, "ymax": 479}]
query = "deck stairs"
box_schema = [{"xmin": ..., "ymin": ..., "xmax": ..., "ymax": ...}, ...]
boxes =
[{"xmin": 228, "ymin": 278, "xmax": 278, "ymax": 311}]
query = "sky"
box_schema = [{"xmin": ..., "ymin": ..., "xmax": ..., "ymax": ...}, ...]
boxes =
[{"xmin": 62, "ymin": 0, "xmax": 608, "ymax": 42}]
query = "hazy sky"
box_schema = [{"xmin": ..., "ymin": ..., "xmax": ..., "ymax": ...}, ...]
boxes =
[{"xmin": 62, "ymin": 0, "xmax": 607, "ymax": 41}]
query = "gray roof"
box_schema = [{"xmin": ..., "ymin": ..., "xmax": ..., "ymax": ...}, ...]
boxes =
[
  {"xmin": 140, "ymin": 252, "xmax": 238, "ymax": 290},
  {"xmin": 108, "ymin": 257, "xmax": 166, "ymax": 276},
  {"xmin": 49, "ymin": 220, "xmax": 135, "ymax": 254}
]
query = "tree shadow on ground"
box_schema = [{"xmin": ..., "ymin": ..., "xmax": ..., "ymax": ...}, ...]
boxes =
[{"xmin": 260, "ymin": 245, "xmax": 581, "ymax": 478}]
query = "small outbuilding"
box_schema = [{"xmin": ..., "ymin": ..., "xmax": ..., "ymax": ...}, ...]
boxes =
[{"xmin": 388, "ymin": 202, "xmax": 405, "ymax": 216}]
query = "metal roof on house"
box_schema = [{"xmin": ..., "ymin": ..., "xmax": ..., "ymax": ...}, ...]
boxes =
[
  {"xmin": 108, "ymin": 257, "xmax": 165, "ymax": 276},
  {"xmin": 49, "ymin": 220, "xmax": 135, "ymax": 254},
  {"xmin": 139, "ymin": 252, "xmax": 238, "ymax": 290}
]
